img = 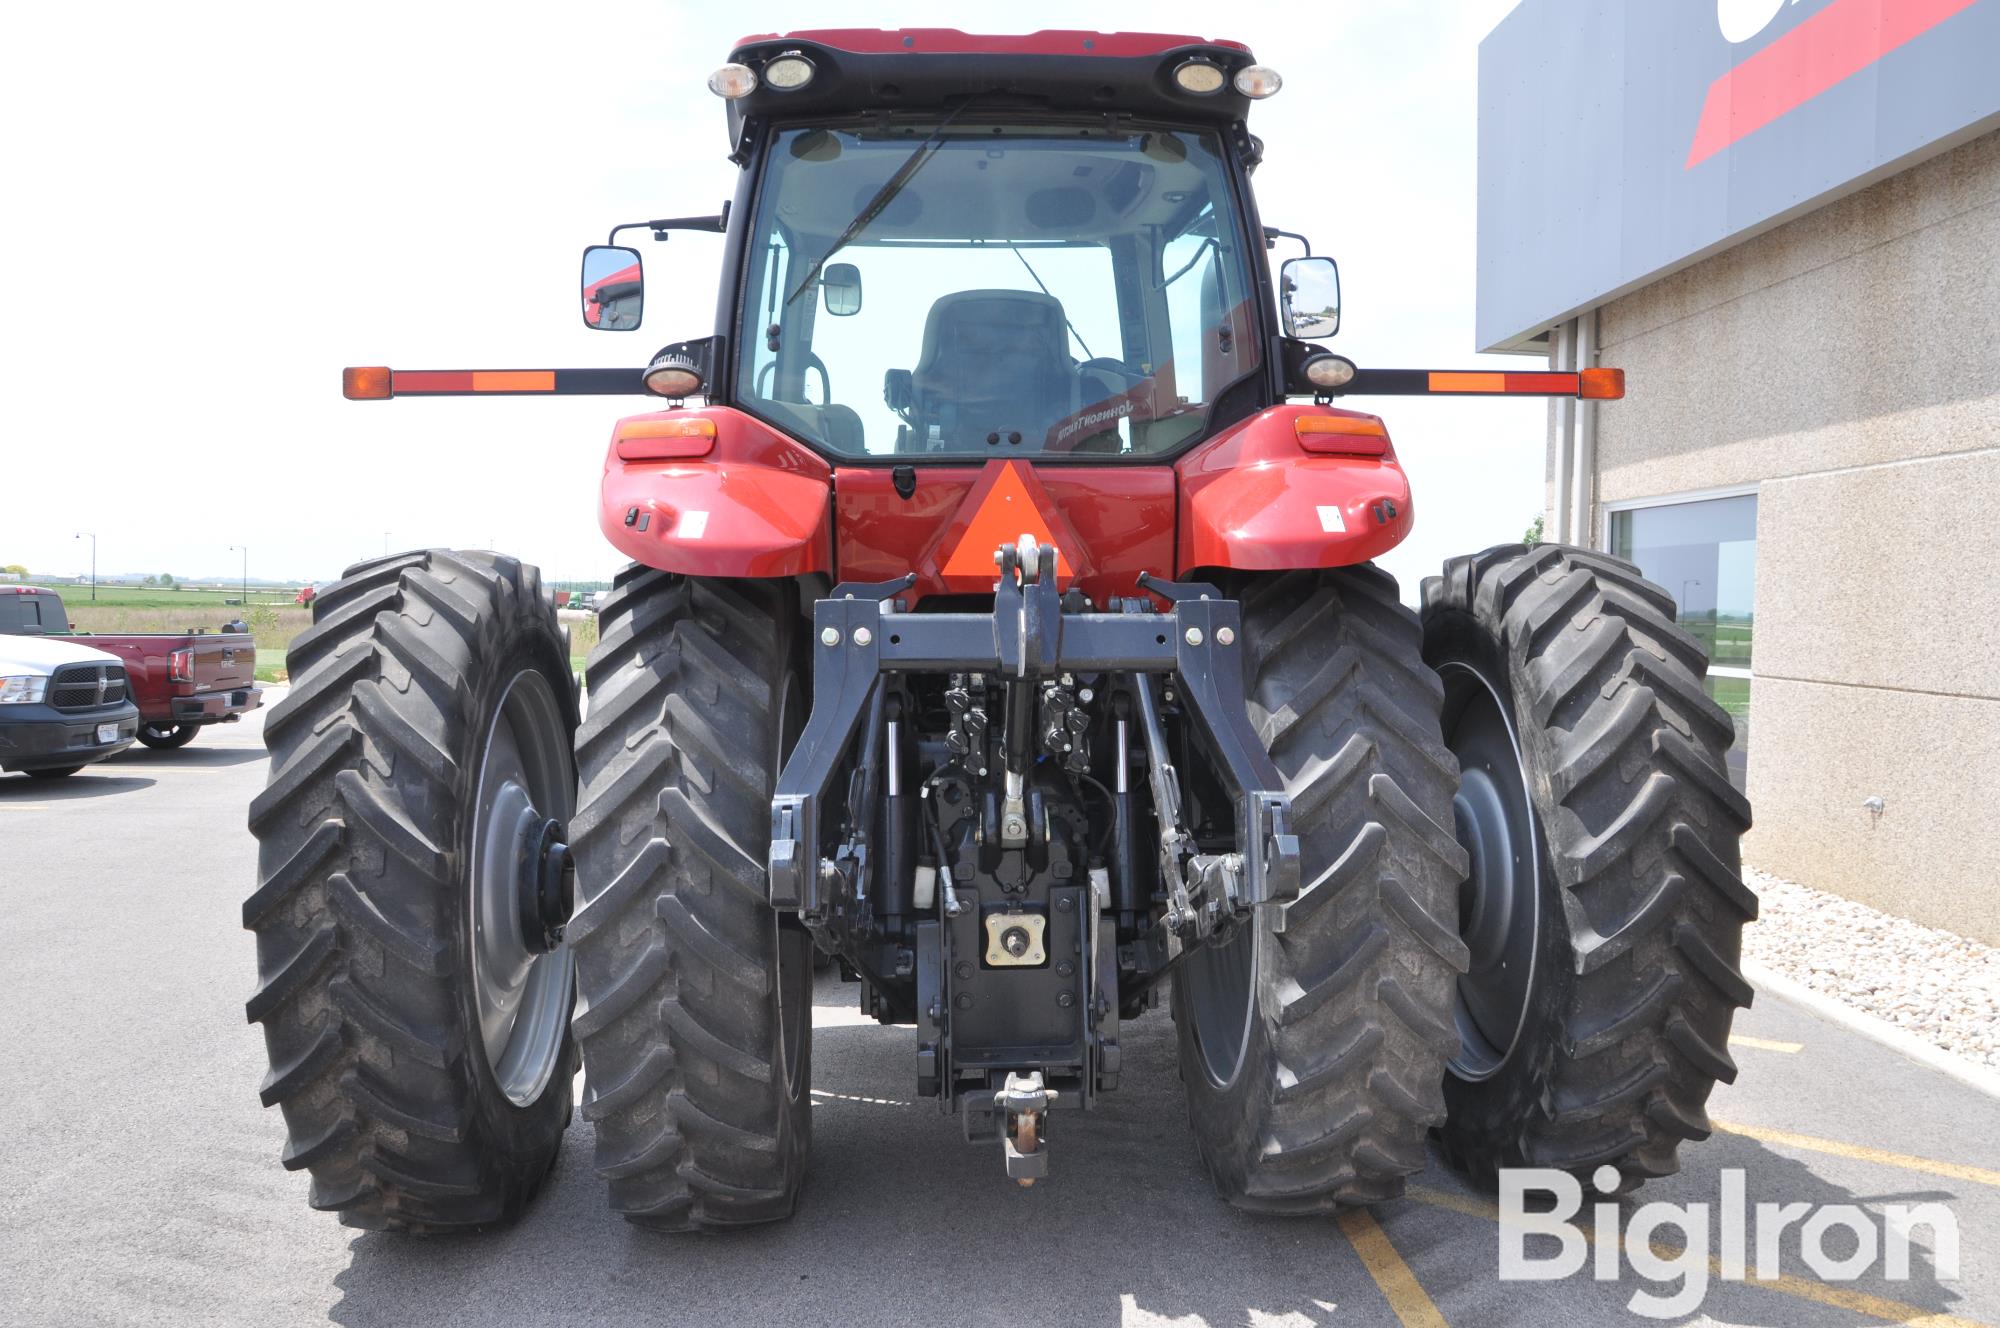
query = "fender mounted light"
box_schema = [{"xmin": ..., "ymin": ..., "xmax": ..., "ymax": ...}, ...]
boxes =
[
  {"xmin": 1303, "ymin": 354, "xmax": 1356, "ymax": 391},
  {"xmin": 615, "ymin": 417, "xmax": 716, "ymax": 461},
  {"xmin": 643, "ymin": 347, "xmax": 705, "ymax": 399},
  {"xmin": 1295, "ymin": 414, "xmax": 1389, "ymax": 457}
]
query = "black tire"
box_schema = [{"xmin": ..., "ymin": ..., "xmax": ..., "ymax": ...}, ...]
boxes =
[
  {"xmin": 26, "ymin": 766, "xmax": 84, "ymax": 779},
  {"xmin": 1174, "ymin": 565, "xmax": 1468, "ymax": 1212},
  {"xmin": 569, "ymin": 567, "xmax": 812, "ymax": 1229},
  {"xmin": 137, "ymin": 722, "xmax": 200, "ymax": 750},
  {"xmin": 1422, "ymin": 543, "xmax": 1754, "ymax": 1189},
  {"xmin": 244, "ymin": 550, "xmax": 580, "ymax": 1232}
]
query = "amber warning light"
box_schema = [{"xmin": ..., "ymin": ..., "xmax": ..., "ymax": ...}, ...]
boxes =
[{"xmin": 343, "ymin": 367, "xmax": 392, "ymax": 400}]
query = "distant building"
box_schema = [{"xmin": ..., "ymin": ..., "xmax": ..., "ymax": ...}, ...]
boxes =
[{"xmin": 1480, "ymin": 0, "xmax": 1999, "ymax": 940}]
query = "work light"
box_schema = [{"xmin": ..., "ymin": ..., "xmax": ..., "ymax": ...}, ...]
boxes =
[
  {"xmin": 763, "ymin": 54, "xmax": 816, "ymax": 91},
  {"xmin": 1173, "ymin": 59, "xmax": 1226, "ymax": 95}
]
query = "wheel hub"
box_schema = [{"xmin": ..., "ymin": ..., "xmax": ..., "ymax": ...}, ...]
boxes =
[{"xmin": 517, "ymin": 817, "xmax": 575, "ymax": 954}]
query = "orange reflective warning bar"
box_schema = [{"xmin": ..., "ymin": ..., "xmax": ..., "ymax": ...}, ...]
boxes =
[
  {"xmin": 1427, "ymin": 371, "xmax": 1506, "ymax": 393},
  {"xmin": 1340, "ymin": 368, "xmax": 1626, "ymax": 400},
  {"xmin": 393, "ymin": 370, "xmax": 558, "ymax": 394},
  {"xmin": 340, "ymin": 367, "xmax": 653, "ymax": 399},
  {"xmin": 472, "ymin": 370, "xmax": 557, "ymax": 393}
]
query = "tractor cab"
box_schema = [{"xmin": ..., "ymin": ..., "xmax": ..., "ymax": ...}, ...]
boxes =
[{"xmin": 581, "ymin": 31, "xmax": 1344, "ymax": 461}]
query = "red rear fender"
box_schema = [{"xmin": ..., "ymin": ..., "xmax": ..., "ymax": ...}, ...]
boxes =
[
  {"xmin": 600, "ymin": 407, "xmax": 833, "ymax": 577},
  {"xmin": 1176, "ymin": 405, "xmax": 1413, "ymax": 572}
]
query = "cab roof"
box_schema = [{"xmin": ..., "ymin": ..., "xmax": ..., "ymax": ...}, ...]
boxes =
[{"xmin": 720, "ymin": 29, "xmax": 1263, "ymax": 159}]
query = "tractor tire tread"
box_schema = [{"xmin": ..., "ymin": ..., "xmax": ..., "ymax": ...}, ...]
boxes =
[
  {"xmin": 1422, "ymin": 542, "xmax": 1752, "ymax": 1189},
  {"xmin": 569, "ymin": 565, "xmax": 809, "ymax": 1231},
  {"xmin": 244, "ymin": 549, "xmax": 577, "ymax": 1233},
  {"xmin": 1179, "ymin": 566, "xmax": 1465, "ymax": 1214}
]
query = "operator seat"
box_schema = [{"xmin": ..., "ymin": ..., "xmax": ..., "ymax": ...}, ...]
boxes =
[{"xmin": 909, "ymin": 290, "xmax": 1078, "ymax": 449}]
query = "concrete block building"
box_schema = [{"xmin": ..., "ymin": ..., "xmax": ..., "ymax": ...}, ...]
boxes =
[{"xmin": 1478, "ymin": 0, "xmax": 1999, "ymax": 940}]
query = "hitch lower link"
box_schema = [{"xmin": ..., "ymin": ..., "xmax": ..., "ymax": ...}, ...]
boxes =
[{"xmin": 767, "ymin": 537, "xmax": 1301, "ymax": 936}]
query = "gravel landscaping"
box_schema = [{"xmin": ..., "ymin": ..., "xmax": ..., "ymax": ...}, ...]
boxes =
[{"xmin": 1744, "ymin": 866, "xmax": 2000, "ymax": 1069}]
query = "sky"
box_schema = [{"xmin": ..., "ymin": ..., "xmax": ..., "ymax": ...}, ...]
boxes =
[{"xmin": 0, "ymin": 0, "xmax": 1542, "ymax": 600}]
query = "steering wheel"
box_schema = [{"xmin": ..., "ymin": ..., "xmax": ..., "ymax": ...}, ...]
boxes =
[
  {"xmin": 1078, "ymin": 355, "xmax": 1148, "ymax": 392},
  {"xmin": 756, "ymin": 353, "xmax": 831, "ymax": 406}
]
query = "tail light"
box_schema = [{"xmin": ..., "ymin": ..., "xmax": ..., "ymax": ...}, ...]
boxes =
[
  {"xmin": 615, "ymin": 416, "xmax": 716, "ymax": 460},
  {"xmin": 169, "ymin": 648, "xmax": 194, "ymax": 683},
  {"xmin": 1295, "ymin": 414, "xmax": 1391, "ymax": 457}
]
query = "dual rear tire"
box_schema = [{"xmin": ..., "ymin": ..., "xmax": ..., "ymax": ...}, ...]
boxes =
[
  {"xmin": 1424, "ymin": 544, "xmax": 1755, "ymax": 1187},
  {"xmin": 243, "ymin": 551, "xmax": 579, "ymax": 1231},
  {"xmin": 1175, "ymin": 548, "xmax": 1752, "ymax": 1206}
]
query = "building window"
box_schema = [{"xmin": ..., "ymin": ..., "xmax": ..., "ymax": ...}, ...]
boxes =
[{"xmin": 1607, "ymin": 491, "xmax": 1756, "ymax": 790}]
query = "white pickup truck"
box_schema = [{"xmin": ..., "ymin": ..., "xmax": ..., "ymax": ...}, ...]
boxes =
[{"xmin": 0, "ymin": 634, "xmax": 140, "ymax": 778}]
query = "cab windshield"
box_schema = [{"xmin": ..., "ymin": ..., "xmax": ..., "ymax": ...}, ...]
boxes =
[{"xmin": 736, "ymin": 120, "xmax": 1262, "ymax": 459}]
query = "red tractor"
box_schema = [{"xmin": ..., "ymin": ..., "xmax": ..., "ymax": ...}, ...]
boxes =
[{"xmin": 250, "ymin": 30, "xmax": 1751, "ymax": 1233}]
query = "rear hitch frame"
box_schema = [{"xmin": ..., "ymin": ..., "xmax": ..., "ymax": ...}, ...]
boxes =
[{"xmin": 768, "ymin": 540, "xmax": 1300, "ymax": 933}]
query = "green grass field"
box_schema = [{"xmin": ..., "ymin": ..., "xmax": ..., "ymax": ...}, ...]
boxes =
[
  {"xmin": 48, "ymin": 585, "xmax": 602, "ymax": 685},
  {"xmin": 48, "ymin": 584, "xmax": 301, "ymax": 609}
]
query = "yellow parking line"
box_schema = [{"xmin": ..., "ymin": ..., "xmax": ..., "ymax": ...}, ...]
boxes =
[
  {"xmin": 1713, "ymin": 1120, "xmax": 2000, "ymax": 1189},
  {"xmin": 1404, "ymin": 1187, "xmax": 1982, "ymax": 1327},
  {"xmin": 1337, "ymin": 1208, "xmax": 1449, "ymax": 1328},
  {"xmin": 1731, "ymin": 1035, "xmax": 1804, "ymax": 1053},
  {"xmin": 0, "ymin": 803, "xmax": 53, "ymax": 811}
]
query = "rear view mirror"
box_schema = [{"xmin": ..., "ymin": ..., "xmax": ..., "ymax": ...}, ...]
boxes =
[
  {"xmin": 822, "ymin": 262, "xmax": 862, "ymax": 317},
  {"xmin": 1280, "ymin": 255, "xmax": 1340, "ymax": 339},
  {"xmin": 582, "ymin": 245, "xmax": 644, "ymax": 330}
]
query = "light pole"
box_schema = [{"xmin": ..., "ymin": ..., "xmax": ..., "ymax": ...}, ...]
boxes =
[
  {"xmin": 230, "ymin": 545, "xmax": 249, "ymax": 606},
  {"xmin": 1681, "ymin": 579, "xmax": 1701, "ymax": 628},
  {"xmin": 74, "ymin": 532, "xmax": 96, "ymax": 601}
]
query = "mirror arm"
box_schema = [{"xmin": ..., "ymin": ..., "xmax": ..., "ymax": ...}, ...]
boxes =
[
  {"xmin": 1262, "ymin": 226, "xmax": 1311, "ymax": 256},
  {"xmin": 608, "ymin": 204, "xmax": 731, "ymax": 245}
]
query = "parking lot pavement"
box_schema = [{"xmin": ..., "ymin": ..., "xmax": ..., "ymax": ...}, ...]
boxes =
[{"xmin": 3, "ymin": 698, "xmax": 1995, "ymax": 1328}]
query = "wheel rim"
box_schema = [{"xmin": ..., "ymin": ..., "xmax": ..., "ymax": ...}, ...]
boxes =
[
  {"xmin": 470, "ymin": 668, "xmax": 574, "ymax": 1107},
  {"xmin": 1439, "ymin": 660, "xmax": 1542, "ymax": 1082},
  {"xmin": 1185, "ymin": 922, "xmax": 1256, "ymax": 1089}
]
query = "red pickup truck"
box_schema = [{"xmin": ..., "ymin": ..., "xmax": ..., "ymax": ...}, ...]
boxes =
[{"xmin": 0, "ymin": 586, "xmax": 263, "ymax": 749}]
